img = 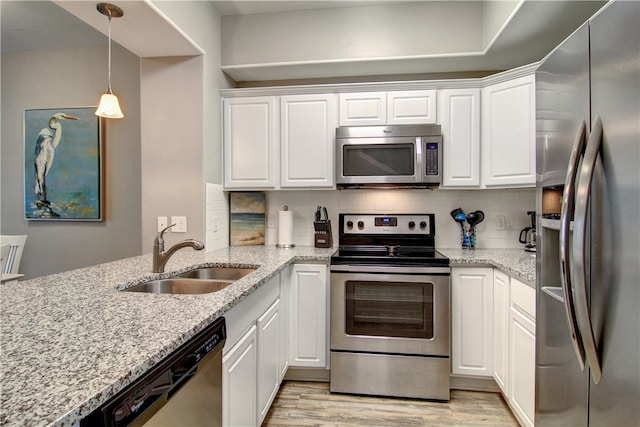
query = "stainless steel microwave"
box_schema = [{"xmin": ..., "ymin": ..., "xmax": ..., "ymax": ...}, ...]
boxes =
[{"xmin": 336, "ymin": 124, "xmax": 442, "ymax": 188}]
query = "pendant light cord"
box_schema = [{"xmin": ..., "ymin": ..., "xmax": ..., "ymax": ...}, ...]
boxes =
[{"xmin": 107, "ymin": 11, "xmax": 113, "ymax": 94}]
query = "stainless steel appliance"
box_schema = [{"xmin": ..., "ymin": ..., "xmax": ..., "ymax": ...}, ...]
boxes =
[
  {"xmin": 535, "ymin": 1, "xmax": 639, "ymax": 425},
  {"xmin": 82, "ymin": 317, "xmax": 226, "ymax": 427},
  {"xmin": 330, "ymin": 213, "xmax": 450, "ymax": 400},
  {"xmin": 518, "ymin": 210, "xmax": 536, "ymax": 252},
  {"xmin": 335, "ymin": 124, "xmax": 442, "ymax": 188}
]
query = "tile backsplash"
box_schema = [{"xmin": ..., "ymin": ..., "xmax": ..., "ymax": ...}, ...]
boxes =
[{"xmin": 207, "ymin": 186, "xmax": 536, "ymax": 250}]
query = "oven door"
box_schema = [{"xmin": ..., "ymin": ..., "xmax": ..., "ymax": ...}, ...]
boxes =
[{"xmin": 331, "ymin": 270, "xmax": 450, "ymax": 356}]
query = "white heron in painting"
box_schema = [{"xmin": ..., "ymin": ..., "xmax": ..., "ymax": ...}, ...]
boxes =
[{"xmin": 34, "ymin": 112, "xmax": 78, "ymax": 204}]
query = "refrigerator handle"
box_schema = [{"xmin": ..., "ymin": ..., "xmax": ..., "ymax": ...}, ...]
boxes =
[
  {"xmin": 560, "ymin": 120, "xmax": 587, "ymax": 370},
  {"xmin": 573, "ymin": 115, "xmax": 604, "ymax": 384}
]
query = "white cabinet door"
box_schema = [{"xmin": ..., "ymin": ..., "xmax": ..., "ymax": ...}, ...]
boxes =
[
  {"xmin": 279, "ymin": 268, "xmax": 290, "ymax": 381},
  {"xmin": 289, "ymin": 264, "xmax": 328, "ymax": 368},
  {"xmin": 257, "ymin": 299, "xmax": 281, "ymax": 424},
  {"xmin": 508, "ymin": 277, "xmax": 536, "ymax": 427},
  {"xmin": 339, "ymin": 91, "xmax": 437, "ymax": 126},
  {"xmin": 482, "ymin": 74, "xmax": 536, "ymax": 187},
  {"xmin": 339, "ymin": 92, "xmax": 387, "ymax": 126},
  {"xmin": 223, "ymin": 325, "xmax": 257, "ymax": 427},
  {"xmin": 451, "ymin": 267, "xmax": 494, "ymax": 377},
  {"xmin": 280, "ymin": 94, "xmax": 337, "ymax": 188},
  {"xmin": 223, "ymin": 97, "xmax": 278, "ymax": 189},
  {"xmin": 387, "ymin": 90, "xmax": 437, "ymax": 124},
  {"xmin": 440, "ymin": 88, "xmax": 481, "ymax": 187},
  {"xmin": 492, "ymin": 269, "xmax": 510, "ymax": 395}
]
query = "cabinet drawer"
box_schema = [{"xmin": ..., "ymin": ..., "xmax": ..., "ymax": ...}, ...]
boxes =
[{"xmin": 510, "ymin": 278, "xmax": 535, "ymax": 320}]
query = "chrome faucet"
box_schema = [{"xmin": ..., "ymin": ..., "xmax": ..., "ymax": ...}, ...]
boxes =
[{"xmin": 153, "ymin": 224, "xmax": 205, "ymax": 273}]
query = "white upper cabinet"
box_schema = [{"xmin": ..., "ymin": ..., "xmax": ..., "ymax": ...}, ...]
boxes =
[
  {"xmin": 280, "ymin": 94, "xmax": 337, "ymax": 188},
  {"xmin": 482, "ymin": 74, "xmax": 536, "ymax": 187},
  {"xmin": 387, "ymin": 90, "xmax": 437, "ymax": 124},
  {"xmin": 339, "ymin": 92, "xmax": 387, "ymax": 125},
  {"xmin": 440, "ymin": 88, "xmax": 481, "ymax": 187},
  {"xmin": 223, "ymin": 97, "xmax": 278, "ymax": 189},
  {"xmin": 339, "ymin": 90, "xmax": 436, "ymax": 126}
]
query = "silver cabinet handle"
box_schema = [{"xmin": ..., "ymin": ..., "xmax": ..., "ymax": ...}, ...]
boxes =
[
  {"xmin": 573, "ymin": 116, "xmax": 603, "ymax": 384},
  {"xmin": 560, "ymin": 120, "xmax": 587, "ymax": 370}
]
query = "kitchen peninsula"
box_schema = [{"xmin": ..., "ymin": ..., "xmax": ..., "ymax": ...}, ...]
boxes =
[
  {"xmin": 0, "ymin": 246, "xmax": 534, "ymax": 427},
  {"xmin": 0, "ymin": 246, "xmax": 334, "ymax": 427}
]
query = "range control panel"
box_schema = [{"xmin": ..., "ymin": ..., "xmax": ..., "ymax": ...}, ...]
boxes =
[{"xmin": 341, "ymin": 214, "xmax": 433, "ymax": 235}]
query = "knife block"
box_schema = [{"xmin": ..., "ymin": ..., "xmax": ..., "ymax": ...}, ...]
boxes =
[{"xmin": 314, "ymin": 220, "xmax": 333, "ymax": 248}]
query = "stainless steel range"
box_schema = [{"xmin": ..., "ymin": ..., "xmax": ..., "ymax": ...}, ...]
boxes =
[{"xmin": 330, "ymin": 213, "xmax": 451, "ymax": 401}]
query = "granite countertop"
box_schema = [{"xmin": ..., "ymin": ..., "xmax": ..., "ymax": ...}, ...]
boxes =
[
  {"xmin": 439, "ymin": 248, "xmax": 536, "ymax": 287},
  {"xmin": 0, "ymin": 245, "xmax": 335, "ymax": 427},
  {"xmin": 0, "ymin": 246, "xmax": 534, "ymax": 427}
]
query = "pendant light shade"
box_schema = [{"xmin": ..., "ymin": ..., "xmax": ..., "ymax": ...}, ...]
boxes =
[
  {"xmin": 96, "ymin": 93, "xmax": 124, "ymax": 119},
  {"xmin": 95, "ymin": 3, "xmax": 124, "ymax": 119}
]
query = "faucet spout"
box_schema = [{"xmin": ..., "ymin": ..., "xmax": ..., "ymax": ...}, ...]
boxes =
[{"xmin": 153, "ymin": 224, "xmax": 205, "ymax": 273}]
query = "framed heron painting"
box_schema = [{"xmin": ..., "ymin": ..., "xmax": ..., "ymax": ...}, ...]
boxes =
[{"xmin": 24, "ymin": 107, "xmax": 103, "ymax": 221}]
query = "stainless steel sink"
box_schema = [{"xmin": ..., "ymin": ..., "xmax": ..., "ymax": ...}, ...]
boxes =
[
  {"xmin": 123, "ymin": 266, "xmax": 256, "ymax": 294},
  {"xmin": 177, "ymin": 267, "xmax": 256, "ymax": 281},
  {"xmin": 124, "ymin": 278, "xmax": 234, "ymax": 295}
]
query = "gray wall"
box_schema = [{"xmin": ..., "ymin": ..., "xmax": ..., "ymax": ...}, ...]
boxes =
[
  {"xmin": 139, "ymin": 1, "xmax": 228, "ymax": 249},
  {"xmin": 0, "ymin": 45, "xmax": 142, "ymax": 279},
  {"xmin": 1, "ymin": 1, "xmax": 228, "ymax": 277}
]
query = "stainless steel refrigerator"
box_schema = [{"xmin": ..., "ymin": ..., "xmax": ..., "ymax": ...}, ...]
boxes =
[{"xmin": 535, "ymin": 1, "xmax": 639, "ymax": 426}]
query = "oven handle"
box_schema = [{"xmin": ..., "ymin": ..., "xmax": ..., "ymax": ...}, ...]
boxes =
[{"xmin": 330, "ymin": 265, "xmax": 450, "ymax": 275}]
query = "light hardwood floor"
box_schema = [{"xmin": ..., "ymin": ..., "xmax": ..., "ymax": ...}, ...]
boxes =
[{"xmin": 263, "ymin": 381, "xmax": 519, "ymax": 427}]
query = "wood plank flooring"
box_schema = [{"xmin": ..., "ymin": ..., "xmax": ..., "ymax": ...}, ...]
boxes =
[{"xmin": 262, "ymin": 381, "xmax": 519, "ymax": 427}]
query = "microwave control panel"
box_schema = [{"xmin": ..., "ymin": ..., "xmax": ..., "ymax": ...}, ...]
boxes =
[{"xmin": 424, "ymin": 140, "xmax": 440, "ymax": 176}]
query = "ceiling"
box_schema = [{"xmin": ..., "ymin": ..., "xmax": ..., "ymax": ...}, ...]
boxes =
[{"xmin": 1, "ymin": 0, "xmax": 608, "ymax": 82}]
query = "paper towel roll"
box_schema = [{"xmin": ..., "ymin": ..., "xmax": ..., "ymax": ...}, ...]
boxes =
[{"xmin": 277, "ymin": 209, "xmax": 295, "ymax": 248}]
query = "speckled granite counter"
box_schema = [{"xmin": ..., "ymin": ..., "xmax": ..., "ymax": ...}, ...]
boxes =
[
  {"xmin": 438, "ymin": 248, "xmax": 536, "ymax": 287},
  {"xmin": 0, "ymin": 245, "xmax": 335, "ymax": 427}
]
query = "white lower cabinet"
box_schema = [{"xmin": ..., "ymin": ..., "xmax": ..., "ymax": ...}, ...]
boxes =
[
  {"xmin": 221, "ymin": 263, "xmax": 328, "ymax": 426},
  {"xmin": 289, "ymin": 264, "xmax": 328, "ymax": 368},
  {"xmin": 223, "ymin": 325, "xmax": 258, "ymax": 427},
  {"xmin": 451, "ymin": 267, "xmax": 494, "ymax": 377},
  {"xmin": 257, "ymin": 299, "xmax": 281, "ymax": 424},
  {"xmin": 508, "ymin": 277, "xmax": 536, "ymax": 427},
  {"xmin": 452, "ymin": 266, "xmax": 536, "ymax": 427},
  {"xmin": 222, "ymin": 274, "xmax": 282, "ymax": 427},
  {"xmin": 492, "ymin": 269, "xmax": 510, "ymax": 394}
]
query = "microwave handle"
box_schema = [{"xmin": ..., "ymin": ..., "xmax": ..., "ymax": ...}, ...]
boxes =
[{"xmin": 415, "ymin": 137, "xmax": 424, "ymax": 181}]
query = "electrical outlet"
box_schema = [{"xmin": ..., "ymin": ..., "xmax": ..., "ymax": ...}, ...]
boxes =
[
  {"xmin": 267, "ymin": 214, "xmax": 275, "ymax": 228},
  {"xmin": 496, "ymin": 215, "xmax": 506, "ymax": 231},
  {"xmin": 171, "ymin": 216, "xmax": 187, "ymax": 233},
  {"xmin": 157, "ymin": 216, "xmax": 168, "ymax": 232}
]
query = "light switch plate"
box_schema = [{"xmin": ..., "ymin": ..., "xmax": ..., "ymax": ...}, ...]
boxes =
[
  {"xmin": 157, "ymin": 216, "xmax": 168, "ymax": 232},
  {"xmin": 171, "ymin": 216, "xmax": 187, "ymax": 233}
]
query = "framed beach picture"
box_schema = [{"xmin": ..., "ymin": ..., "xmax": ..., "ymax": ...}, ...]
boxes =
[
  {"xmin": 229, "ymin": 192, "xmax": 265, "ymax": 246},
  {"xmin": 23, "ymin": 107, "xmax": 103, "ymax": 221}
]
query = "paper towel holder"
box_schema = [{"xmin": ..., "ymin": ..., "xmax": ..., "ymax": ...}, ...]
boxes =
[{"xmin": 276, "ymin": 206, "xmax": 296, "ymax": 248}]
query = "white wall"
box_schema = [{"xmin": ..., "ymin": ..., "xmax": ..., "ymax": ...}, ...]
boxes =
[
  {"xmin": 264, "ymin": 188, "xmax": 535, "ymax": 249},
  {"xmin": 221, "ymin": 2, "xmax": 484, "ymax": 66}
]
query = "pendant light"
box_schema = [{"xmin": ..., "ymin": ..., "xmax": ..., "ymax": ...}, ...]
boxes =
[{"xmin": 95, "ymin": 3, "xmax": 124, "ymax": 119}]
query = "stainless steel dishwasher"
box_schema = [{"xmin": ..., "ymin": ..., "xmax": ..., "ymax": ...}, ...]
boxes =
[{"xmin": 82, "ymin": 317, "xmax": 226, "ymax": 427}]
